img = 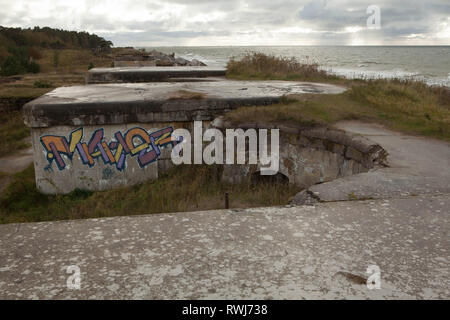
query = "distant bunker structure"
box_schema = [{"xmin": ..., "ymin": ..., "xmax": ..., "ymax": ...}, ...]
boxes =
[
  {"xmin": 113, "ymin": 49, "xmax": 208, "ymax": 68},
  {"xmin": 87, "ymin": 67, "xmax": 227, "ymax": 84},
  {"xmin": 23, "ymin": 69, "xmax": 385, "ymax": 195}
]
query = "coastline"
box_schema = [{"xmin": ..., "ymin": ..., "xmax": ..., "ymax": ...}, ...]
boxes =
[{"xmin": 143, "ymin": 45, "xmax": 450, "ymax": 87}]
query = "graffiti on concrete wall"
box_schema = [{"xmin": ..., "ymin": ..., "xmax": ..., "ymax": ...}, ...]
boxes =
[{"xmin": 40, "ymin": 126, "xmax": 175, "ymax": 171}]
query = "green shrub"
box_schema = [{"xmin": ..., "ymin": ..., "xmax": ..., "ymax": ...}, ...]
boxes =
[
  {"xmin": 67, "ymin": 188, "xmax": 93, "ymax": 200},
  {"xmin": 27, "ymin": 60, "xmax": 40, "ymax": 73},
  {"xmin": 53, "ymin": 50, "xmax": 59, "ymax": 68},
  {"xmin": 0, "ymin": 47, "xmax": 41, "ymax": 76},
  {"xmin": 0, "ymin": 56, "xmax": 26, "ymax": 76},
  {"xmin": 33, "ymin": 79, "xmax": 53, "ymax": 88}
]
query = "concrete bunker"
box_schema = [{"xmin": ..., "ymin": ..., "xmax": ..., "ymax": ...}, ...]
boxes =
[
  {"xmin": 23, "ymin": 79, "xmax": 348, "ymax": 194},
  {"xmin": 86, "ymin": 66, "xmax": 227, "ymax": 84},
  {"xmin": 215, "ymin": 121, "xmax": 388, "ymax": 190}
]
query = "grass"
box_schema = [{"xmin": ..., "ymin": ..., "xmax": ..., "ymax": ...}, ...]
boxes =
[
  {"xmin": 225, "ymin": 53, "xmax": 450, "ymax": 140},
  {"xmin": 33, "ymin": 79, "xmax": 53, "ymax": 88},
  {"xmin": 227, "ymin": 52, "xmax": 342, "ymax": 83},
  {"xmin": 37, "ymin": 48, "xmax": 113, "ymax": 73},
  {"xmin": 0, "ymin": 111, "xmax": 31, "ymax": 154},
  {"xmin": 0, "ymin": 164, "xmax": 301, "ymax": 224}
]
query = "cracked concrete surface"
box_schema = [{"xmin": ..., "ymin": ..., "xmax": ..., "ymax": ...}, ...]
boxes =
[{"xmin": 0, "ymin": 194, "xmax": 448, "ymax": 299}]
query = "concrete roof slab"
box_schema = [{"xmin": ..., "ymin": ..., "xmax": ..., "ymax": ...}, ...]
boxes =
[{"xmin": 23, "ymin": 80, "xmax": 346, "ymax": 127}]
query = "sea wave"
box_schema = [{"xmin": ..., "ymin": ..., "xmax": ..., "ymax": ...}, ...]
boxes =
[
  {"xmin": 178, "ymin": 52, "xmax": 224, "ymax": 67},
  {"xmin": 322, "ymin": 66, "xmax": 450, "ymax": 87}
]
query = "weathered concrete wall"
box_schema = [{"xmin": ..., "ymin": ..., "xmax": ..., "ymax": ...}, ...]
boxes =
[
  {"xmin": 217, "ymin": 122, "xmax": 388, "ymax": 189},
  {"xmin": 31, "ymin": 122, "xmax": 197, "ymax": 194}
]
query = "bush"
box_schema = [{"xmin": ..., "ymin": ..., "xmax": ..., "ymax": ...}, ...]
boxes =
[
  {"xmin": 33, "ymin": 79, "xmax": 53, "ymax": 88},
  {"xmin": 0, "ymin": 47, "xmax": 41, "ymax": 76},
  {"xmin": 27, "ymin": 60, "xmax": 40, "ymax": 73},
  {"xmin": 0, "ymin": 55, "xmax": 26, "ymax": 76},
  {"xmin": 67, "ymin": 188, "xmax": 93, "ymax": 200},
  {"xmin": 88, "ymin": 62, "xmax": 94, "ymax": 70},
  {"xmin": 0, "ymin": 46, "xmax": 9, "ymax": 63},
  {"xmin": 53, "ymin": 50, "xmax": 59, "ymax": 68}
]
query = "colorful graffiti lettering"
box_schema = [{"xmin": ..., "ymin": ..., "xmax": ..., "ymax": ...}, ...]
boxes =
[{"xmin": 40, "ymin": 126, "xmax": 175, "ymax": 171}]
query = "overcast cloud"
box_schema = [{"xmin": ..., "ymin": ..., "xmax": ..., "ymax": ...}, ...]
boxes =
[{"xmin": 0, "ymin": 0, "xmax": 449, "ymax": 46}]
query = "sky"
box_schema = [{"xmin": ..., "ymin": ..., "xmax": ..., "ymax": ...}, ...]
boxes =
[{"xmin": 0, "ymin": 0, "xmax": 449, "ymax": 46}]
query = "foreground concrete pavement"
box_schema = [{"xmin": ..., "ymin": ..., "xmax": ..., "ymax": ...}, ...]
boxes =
[{"xmin": 1, "ymin": 193, "xmax": 448, "ymax": 299}]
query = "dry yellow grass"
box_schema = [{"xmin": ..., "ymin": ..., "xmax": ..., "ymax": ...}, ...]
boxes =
[
  {"xmin": 0, "ymin": 164, "xmax": 301, "ymax": 224},
  {"xmin": 225, "ymin": 53, "xmax": 450, "ymax": 140},
  {"xmin": 227, "ymin": 52, "xmax": 341, "ymax": 82},
  {"xmin": 38, "ymin": 49, "xmax": 113, "ymax": 73}
]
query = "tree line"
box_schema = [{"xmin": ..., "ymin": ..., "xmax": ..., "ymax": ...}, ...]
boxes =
[{"xmin": 0, "ymin": 26, "xmax": 113, "ymax": 76}]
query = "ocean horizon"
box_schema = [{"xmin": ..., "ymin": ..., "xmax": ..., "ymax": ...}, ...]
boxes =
[{"xmin": 140, "ymin": 45, "xmax": 450, "ymax": 87}]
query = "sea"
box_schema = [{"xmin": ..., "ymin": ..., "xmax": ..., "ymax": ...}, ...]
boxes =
[{"xmin": 143, "ymin": 46, "xmax": 450, "ymax": 87}]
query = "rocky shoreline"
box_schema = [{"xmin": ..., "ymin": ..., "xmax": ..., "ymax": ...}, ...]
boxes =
[{"xmin": 114, "ymin": 49, "xmax": 207, "ymax": 67}]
